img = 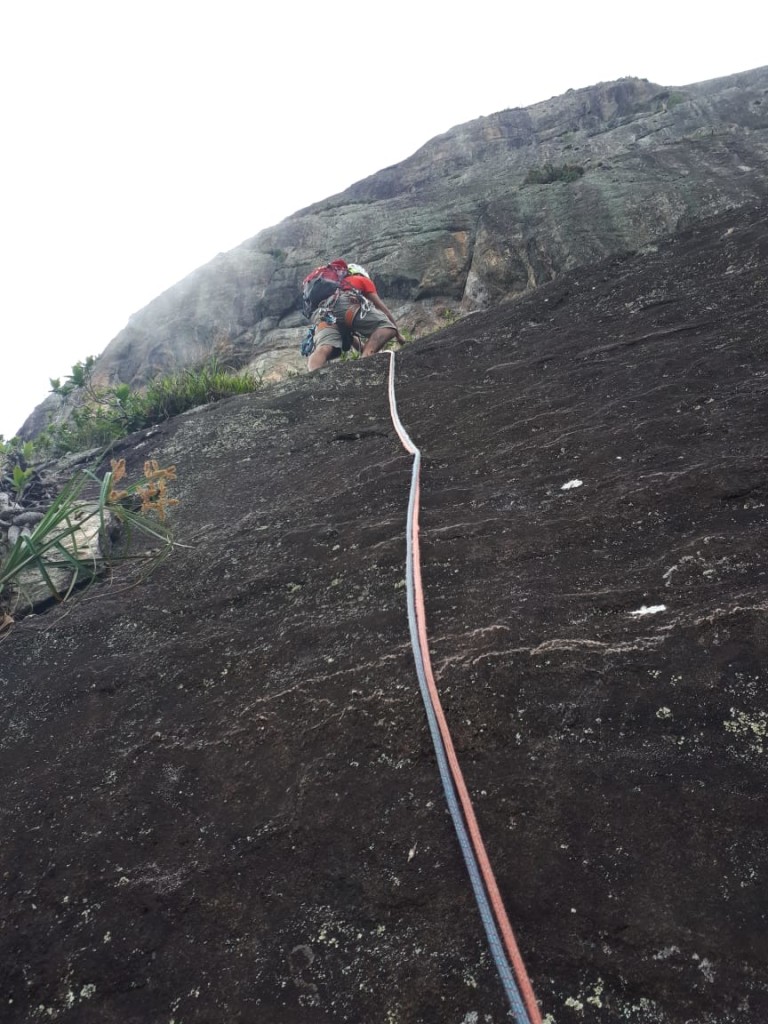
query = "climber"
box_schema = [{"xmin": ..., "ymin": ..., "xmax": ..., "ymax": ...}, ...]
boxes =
[{"xmin": 301, "ymin": 260, "xmax": 406, "ymax": 371}]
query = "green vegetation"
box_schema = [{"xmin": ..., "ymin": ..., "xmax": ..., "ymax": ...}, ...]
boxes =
[
  {"xmin": 667, "ymin": 91, "xmax": 688, "ymax": 109},
  {"xmin": 40, "ymin": 354, "xmax": 264, "ymax": 457},
  {"xmin": 0, "ymin": 438, "xmax": 36, "ymax": 499},
  {"xmin": 11, "ymin": 464, "xmax": 34, "ymax": 500},
  {"xmin": 0, "ymin": 351, "xmax": 244, "ymax": 623},
  {"xmin": 653, "ymin": 90, "xmax": 689, "ymax": 110},
  {"xmin": 0, "ymin": 458, "xmax": 178, "ymax": 616},
  {"xmin": 523, "ymin": 162, "xmax": 585, "ymax": 186}
]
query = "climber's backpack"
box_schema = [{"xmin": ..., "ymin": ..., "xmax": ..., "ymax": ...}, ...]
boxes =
[{"xmin": 301, "ymin": 259, "xmax": 350, "ymax": 319}]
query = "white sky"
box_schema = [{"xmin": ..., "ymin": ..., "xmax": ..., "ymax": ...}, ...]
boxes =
[{"xmin": 1, "ymin": 1, "xmax": 766, "ymax": 439}]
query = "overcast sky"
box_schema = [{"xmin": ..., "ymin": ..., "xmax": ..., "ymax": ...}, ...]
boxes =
[{"xmin": 1, "ymin": 1, "xmax": 766, "ymax": 439}]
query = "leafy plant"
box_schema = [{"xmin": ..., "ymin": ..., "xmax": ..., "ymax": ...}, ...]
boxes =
[
  {"xmin": 11, "ymin": 465, "xmax": 34, "ymax": 499},
  {"xmin": 1, "ymin": 436, "xmax": 38, "ymax": 498},
  {"xmin": 49, "ymin": 355, "xmax": 97, "ymax": 398},
  {"xmin": 0, "ymin": 458, "xmax": 179, "ymax": 613},
  {"xmin": 0, "ymin": 436, "xmax": 35, "ymax": 464}
]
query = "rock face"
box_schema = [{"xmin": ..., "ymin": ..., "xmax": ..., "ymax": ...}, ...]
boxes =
[
  {"xmin": 2, "ymin": 203, "xmax": 767, "ymax": 1022},
  {"xmin": 20, "ymin": 67, "xmax": 768, "ymax": 438}
]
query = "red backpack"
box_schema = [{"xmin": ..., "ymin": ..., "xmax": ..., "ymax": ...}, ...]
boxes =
[{"xmin": 301, "ymin": 259, "xmax": 351, "ymax": 319}]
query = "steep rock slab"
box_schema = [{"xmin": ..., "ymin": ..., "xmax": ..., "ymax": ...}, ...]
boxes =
[
  {"xmin": 21, "ymin": 67, "xmax": 768, "ymax": 438},
  {"xmin": 1, "ymin": 204, "xmax": 767, "ymax": 1022}
]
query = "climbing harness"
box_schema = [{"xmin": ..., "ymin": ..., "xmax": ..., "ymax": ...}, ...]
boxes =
[
  {"xmin": 385, "ymin": 350, "xmax": 542, "ymax": 1024},
  {"xmin": 301, "ymin": 295, "xmax": 372, "ymax": 357}
]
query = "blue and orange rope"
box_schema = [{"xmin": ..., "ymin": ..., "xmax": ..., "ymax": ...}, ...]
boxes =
[{"xmin": 386, "ymin": 350, "xmax": 542, "ymax": 1024}]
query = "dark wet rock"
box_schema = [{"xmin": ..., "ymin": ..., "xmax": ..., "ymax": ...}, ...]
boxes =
[{"xmin": 1, "ymin": 204, "xmax": 767, "ymax": 1022}]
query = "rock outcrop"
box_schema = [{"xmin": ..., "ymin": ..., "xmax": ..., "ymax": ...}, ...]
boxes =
[
  {"xmin": 2, "ymin": 203, "xmax": 767, "ymax": 1022},
  {"xmin": 20, "ymin": 67, "xmax": 768, "ymax": 438}
]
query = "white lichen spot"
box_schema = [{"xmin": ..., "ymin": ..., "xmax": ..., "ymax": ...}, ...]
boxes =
[
  {"xmin": 656, "ymin": 707, "xmax": 673, "ymax": 720},
  {"xmin": 699, "ymin": 958, "xmax": 716, "ymax": 983},
  {"xmin": 103, "ymin": 931, "xmax": 112, "ymax": 943},
  {"xmin": 564, "ymin": 995, "xmax": 584, "ymax": 1011},
  {"xmin": 630, "ymin": 604, "xmax": 666, "ymax": 617},
  {"xmin": 653, "ymin": 945, "xmax": 680, "ymax": 960},
  {"xmin": 561, "ymin": 479, "xmax": 583, "ymax": 491},
  {"xmin": 461, "ymin": 1013, "xmax": 480, "ymax": 1024},
  {"xmin": 632, "ymin": 997, "xmax": 654, "ymax": 1012},
  {"xmin": 724, "ymin": 708, "xmax": 767, "ymax": 754},
  {"xmin": 80, "ymin": 985, "xmax": 96, "ymax": 1000},
  {"xmin": 586, "ymin": 978, "xmax": 604, "ymax": 1008},
  {"xmin": 542, "ymin": 1015, "xmax": 558, "ymax": 1024}
]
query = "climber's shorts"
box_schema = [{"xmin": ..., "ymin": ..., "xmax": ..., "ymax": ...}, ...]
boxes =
[{"xmin": 312, "ymin": 294, "xmax": 395, "ymax": 350}]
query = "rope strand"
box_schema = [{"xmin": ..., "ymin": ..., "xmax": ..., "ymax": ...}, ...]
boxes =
[{"xmin": 386, "ymin": 350, "xmax": 542, "ymax": 1024}]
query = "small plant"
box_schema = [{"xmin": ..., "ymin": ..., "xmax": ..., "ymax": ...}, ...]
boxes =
[
  {"xmin": 0, "ymin": 436, "xmax": 35, "ymax": 465},
  {"xmin": 11, "ymin": 465, "xmax": 34, "ymax": 500},
  {"xmin": 49, "ymin": 355, "xmax": 97, "ymax": 398},
  {"xmin": 523, "ymin": 162, "xmax": 585, "ymax": 186},
  {"xmin": 109, "ymin": 458, "xmax": 179, "ymax": 522},
  {"xmin": 1, "ymin": 437, "xmax": 37, "ymax": 499},
  {"xmin": 0, "ymin": 458, "xmax": 179, "ymax": 615},
  {"xmin": 42, "ymin": 355, "xmax": 265, "ymax": 457}
]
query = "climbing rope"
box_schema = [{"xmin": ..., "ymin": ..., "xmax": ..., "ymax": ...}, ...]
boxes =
[{"xmin": 386, "ymin": 350, "xmax": 542, "ymax": 1024}]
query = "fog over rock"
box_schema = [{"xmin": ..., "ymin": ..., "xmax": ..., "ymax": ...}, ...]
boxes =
[
  {"xmin": 20, "ymin": 66, "xmax": 768, "ymax": 438},
  {"xmin": 2, "ymin": 200, "xmax": 767, "ymax": 1021}
]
